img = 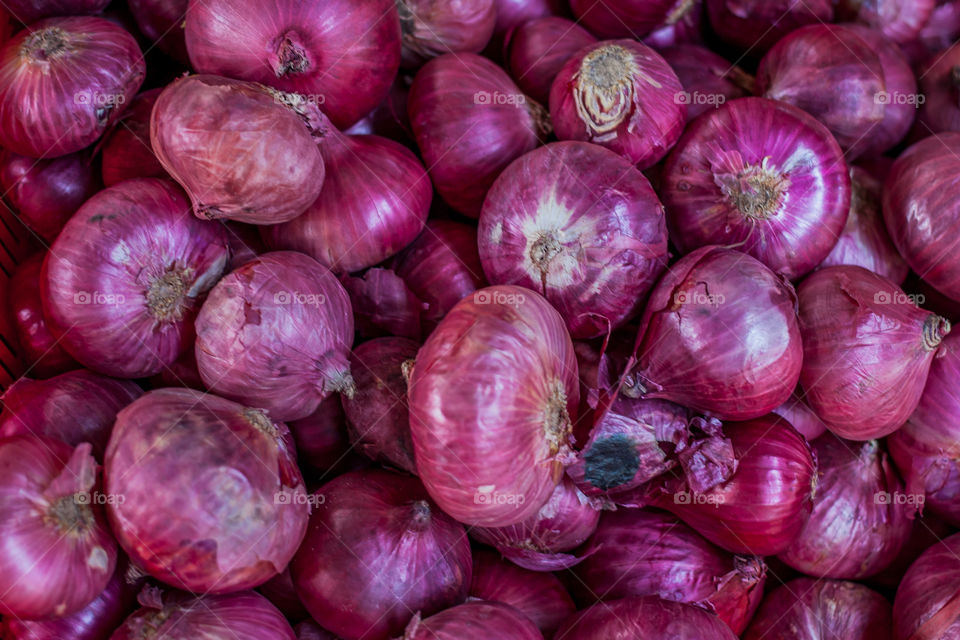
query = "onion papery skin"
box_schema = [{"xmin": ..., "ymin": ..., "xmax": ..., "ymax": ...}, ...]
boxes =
[
  {"xmin": 0, "ymin": 369, "xmax": 140, "ymax": 460},
  {"xmin": 470, "ymin": 549, "xmax": 575, "ymax": 636},
  {"xmin": 401, "ymin": 601, "xmax": 542, "ymax": 640},
  {"xmin": 819, "ymin": 166, "xmax": 909, "ymax": 284},
  {"xmin": 407, "ymin": 284, "xmax": 579, "ymax": 527},
  {"xmin": 262, "ymin": 115, "xmax": 431, "ymax": 273},
  {"xmin": 0, "ymin": 436, "xmax": 117, "ymax": 619},
  {"xmin": 101, "ymin": 88, "xmax": 166, "ymax": 187},
  {"xmin": 797, "ymin": 265, "xmax": 950, "ymax": 440},
  {"xmin": 479, "ymin": 141, "xmax": 668, "ymax": 339},
  {"xmin": 506, "ymin": 17, "xmax": 597, "ymax": 105},
  {"xmin": 568, "ymin": 0, "xmax": 691, "ymax": 39},
  {"xmin": 42, "ymin": 178, "xmax": 229, "ymax": 379},
  {"xmin": 549, "ymin": 39, "xmax": 685, "ymax": 169},
  {"xmin": 398, "ymin": 0, "xmax": 496, "ymax": 68},
  {"xmin": 194, "ymin": 251, "xmax": 354, "ymax": 422},
  {"xmin": 652, "ymin": 415, "xmax": 816, "ymax": 556},
  {"xmin": 150, "ymin": 74, "xmax": 325, "ymax": 225},
  {"xmin": 627, "ymin": 246, "xmax": 802, "ymax": 420},
  {"xmin": 288, "ymin": 395, "xmax": 351, "ymax": 473},
  {"xmin": 745, "ymin": 578, "xmax": 893, "ymax": 640},
  {"xmin": 127, "ymin": 0, "xmax": 189, "ymax": 63},
  {"xmin": 575, "ymin": 508, "xmax": 765, "ymax": 635},
  {"xmin": 893, "ymin": 531, "xmax": 960, "ymax": 639},
  {"xmin": 408, "ymin": 53, "xmax": 546, "ymax": 217},
  {"xmin": 705, "ymin": 0, "xmax": 833, "ymax": 56},
  {"xmin": 3, "ymin": 0, "xmax": 109, "ymax": 23},
  {"xmin": 290, "ymin": 469, "xmax": 471, "ymax": 640},
  {"xmin": 916, "ymin": 42, "xmax": 960, "ymax": 135},
  {"xmin": 184, "ymin": 0, "xmax": 400, "ymax": 129},
  {"xmin": 341, "ymin": 337, "xmax": 418, "ymax": 474},
  {"xmin": 106, "ymin": 388, "xmax": 308, "ymax": 593},
  {"xmin": 0, "ymin": 149, "xmax": 100, "ymax": 244},
  {"xmin": 661, "ymin": 97, "xmax": 849, "ymax": 279},
  {"xmin": 110, "ymin": 590, "xmax": 297, "ymax": 640},
  {"xmin": 836, "ymin": 0, "xmax": 935, "ymax": 43},
  {"xmin": 0, "ymin": 17, "xmax": 144, "ymax": 159},
  {"xmin": 339, "ymin": 268, "xmax": 424, "ymax": 340},
  {"xmin": 658, "ymin": 45, "xmax": 752, "ymax": 122},
  {"xmin": 771, "ymin": 389, "xmax": 828, "ymax": 441},
  {"xmin": 555, "ymin": 595, "xmax": 738, "ymax": 639}
]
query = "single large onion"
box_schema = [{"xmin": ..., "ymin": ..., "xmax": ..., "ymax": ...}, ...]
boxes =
[
  {"xmin": 835, "ymin": 0, "xmax": 935, "ymax": 43},
  {"xmin": 3, "ymin": 0, "xmax": 109, "ymax": 23},
  {"xmin": 397, "ymin": 0, "xmax": 496, "ymax": 68},
  {"xmin": 195, "ymin": 251, "xmax": 354, "ymax": 422},
  {"xmin": 106, "ymin": 388, "xmax": 308, "ymax": 593},
  {"xmin": 705, "ymin": 0, "xmax": 833, "ymax": 55},
  {"xmin": 288, "ymin": 396, "xmax": 351, "ymax": 473},
  {"xmin": 658, "ymin": 45, "xmax": 753, "ymax": 122},
  {"xmin": 893, "ymin": 531, "xmax": 960, "ymax": 639},
  {"xmin": 100, "ymin": 88, "xmax": 166, "ymax": 187},
  {"xmin": 290, "ymin": 469, "xmax": 471, "ymax": 640},
  {"xmin": 340, "ymin": 268, "xmax": 424, "ymax": 340},
  {"xmin": 505, "ymin": 17, "xmax": 596, "ymax": 105},
  {"xmin": 555, "ymin": 596, "xmax": 738, "ymax": 639},
  {"xmin": 0, "ymin": 17, "xmax": 144, "ymax": 158},
  {"xmin": 407, "ymin": 285, "xmax": 579, "ymax": 527},
  {"xmin": 408, "ymin": 53, "xmax": 548, "ymax": 217},
  {"xmin": 401, "ymin": 601, "xmax": 542, "ymax": 640},
  {"xmin": 661, "ymin": 97, "xmax": 850, "ymax": 279},
  {"xmin": 550, "ymin": 39, "xmax": 685, "ymax": 169},
  {"xmin": 625, "ymin": 246, "xmax": 802, "ymax": 421},
  {"xmin": 42, "ymin": 179, "xmax": 229, "ymax": 379},
  {"xmin": 798, "ymin": 265, "xmax": 950, "ymax": 440},
  {"xmin": 127, "ymin": 0, "xmax": 189, "ymax": 63},
  {"xmin": 568, "ymin": 0, "xmax": 695, "ymax": 39},
  {"xmin": 184, "ymin": 0, "xmax": 400, "ymax": 129}
]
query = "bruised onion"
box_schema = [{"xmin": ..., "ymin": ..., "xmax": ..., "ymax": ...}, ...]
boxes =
[
  {"xmin": 798, "ymin": 265, "xmax": 950, "ymax": 440},
  {"xmin": 402, "ymin": 601, "xmax": 541, "ymax": 640},
  {"xmin": 339, "ymin": 268, "xmax": 423, "ymax": 340},
  {"xmin": 407, "ymin": 285, "xmax": 579, "ymax": 527},
  {"xmin": 290, "ymin": 469, "xmax": 471, "ymax": 640},
  {"xmin": 555, "ymin": 596, "xmax": 738, "ymax": 639},
  {"xmin": 893, "ymin": 531, "xmax": 960, "ymax": 640},
  {"xmin": 705, "ymin": 0, "xmax": 833, "ymax": 55},
  {"xmin": 397, "ymin": 0, "xmax": 496, "ymax": 68},
  {"xmin": 100, "ymin": 88, "xmax": 166, "ymax": 187},
  {"xmin": 658, "ymin": 45, "xmax": 753, "ymax": 122},
  {"xmin": 835, "ymin": 0, "xmax": 935, "ymax": 43},
  {"xmin": 549, "ymin": 39, "xmax": 685, "ymax": 169},
  {"xmin": 127, "ymin": 0, "xmax": 188, "ymax": 63},
  {"xmin": 505, "ymin": 17, "xmax": 596, "ymax": 105},
  {"xmin": 772, "ymin": 389, "xmax": 828, "ymax": 441},
  {"xmin": 106, "ymin": 388, "xmax": 308, "ymax": 593},
  {"xmin": 0, "ymin": 17, "xmax": 144, "ymax": 159},
  {"xmin": 568, "ymin": 0, "xmax": 696, "ymax": 39},
  {"xmin": 287, "ymin": 396, "xmax": 351, "ymax": 473}
]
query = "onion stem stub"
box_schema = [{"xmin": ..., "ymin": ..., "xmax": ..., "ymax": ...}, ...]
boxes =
[
  {"xmin": 923, "ymin": 315, "xmax": 951, "ymax": 351},
  {"xmin": 146, "ymin": 267, "xmax": 189, "ymax": 322},
  {"xmin": 715, "ymin": 157, "xmax": 790, "ymax": 221},
  {"xmin": 574, "ymin": 44, "xmax": 642, "ymax": 137}
]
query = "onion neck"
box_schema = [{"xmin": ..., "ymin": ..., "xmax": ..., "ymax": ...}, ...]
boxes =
[
  {"xmin": 666, "ymin": 0, "xmax": 698, "ymax": 24},
  {"xmin": 715, "ymin": 157, "xmax": 789, "ymax": 221},
  {"xmin": 543, "ymin": 380, "xmax": 573, "ymax": 457},
  {"xmin": 22, "ymin": 27, "xmax": 69, "ymax": 61},
  {"xmin": 401, "ymin": 359, "xmax": 415, "ymax": 384},
  {"xmin": 270, "ymin": 31, "xmax": 311, "ymax": 78},
  {"xmin": 147, "ymin": 267, "xmax": 190, "ymax": 322},
  {"xmin": 242, "ymin": 408, "xmax": 277, "ymax": 438},
  {"xmin": 530, "ymin": 232, "xmax": 563, "ymax": 274},
  {"xmin": 923, "ymin": 315, "xmax": 951, "ymax": 351},
  {"xmin": 733, "ymin": 555, "xmax": 766, "ymax": 585},
  {"xmin": 574, "ymin": 44, "xmax": 643, "ymax": 137},
  {"xmin": 46, "ymin": 494, "xmax": 95, "ymax": 536},
  {"xmin": 527, "ymin": 98, "xmax": 553, "ymax": 138},
  {"xmin": 408, "ymin": 499, "xmax": 432, "ymax": 531}
]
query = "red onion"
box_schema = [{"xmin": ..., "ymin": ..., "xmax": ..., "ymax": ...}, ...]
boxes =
[
  {"xmin": 917, "ymin": 43, "xmax": 960, "ymax": 136},
  {"xmin": 745, "ymin": 578, "xmax": 893, "ymax": 640},
  {"xmin": 0, "ymin": 436, "xmax": 116, "ymax": 619},
  {"xmin": 505, "ymin": 17, "xmax": 597, "ymax": 105},
  {"xmin": 127, "ymin": 0, "xmax": 188, "ymax": 63},
  {"xmin": 401, "ymin": 601, "xmax": 542, "ymax": 640},
  {"xmin": 408, "ymin": 53, "xmax": 548, "ymax": 217},
  {"xmin": 555, "ymin": 595, "xmax": 738, "ymax": 639},
  {"xmin": 407, "ymin": 285, "xmax": 579, "ymax": 527},
  {"xmin": 288, "ymin": 396, "xmax": 351, "ymax": 473},
  {"xmin": 151, "ymin": 75, "xmax": 326, "ymax": 225},
  {"xmin": 290, "ymin": 469, "xmax": 471, "ymax": 640},
  {"xmin": 146, "ymin": 348, "xmax": 205, "ymax": 390},
  {"xmin": 0, "ymin": 149, "xmax": 99, "ymax": 243},
  {"xmin": 195, "ymin": 251, "xmax": 354, "ymax": 422},
  {"xmin": 2, "ymin": 0, "xmax": 109, "ymax": 23},
  {"xmin": 100, "ymin": 88, "xmax": 166, "ymax": 187},
  {"xmin": 344, "ymin": 73, "xmax": 414, "ymax": 144},
  {"xmin": 661, "ymin": 97, "xmax": 849, "ymax": 279},
  {"xmin": 340, "ymin": 269, "xmax": 424, "ymax": 340},
  {"xmin": 478, "ymin": 141, "xmax": 668, "ymax": 339},
  {"xmin": 894, "ymin": 532, "xmax": 960, "ymax": 639},
  {"xmin": 836, "ymin": 0, "xmax": 935, "ymax": 43},
  {"xmin": 223, "ymin": 220, "xmax": 266, "ymax": 270},
  {"xmin": 870, "ymin": 513, "xmax": 954, "ymax": 590},
  {"xmin": 902, "ymin": 2, "xmax": 960, "ymax": 67},
  {"xmin": 625, "ymin": 246, "xmax": 802, "ymax": 421},
  {"xmin": 643, "ymin": 0, "xmax": 704, "ymax": 49},
  {"xmin": 295, "ymin": 621, "xmax": 341, "ymax": 640},
  {"xmin": 259, "ymin": 567, "xmax": 308, "ymax": 622},
  {"xmin": 397, "ymin": 0, "xmax": 496, "ymax": 68},
  {"xmin": 659, "ymin": 45, "xmax": 753, "ymax": 122},
  {"xmin": 470, "ymin": 549, "xmax": 575, "ymax": 636},
  {"xmin": 0, "ymin": 17, "xmax": 144, "ymax": 159},
  {"xmin": 184, "ymin": 0, "xmax": 401, "ymax": 129},
  {"xmin": 568, "ymin": 0, "xmax": 695, "ymax": 39},
  {"xmin": 491, "ymin": 0, "xmax": 568, "ymax": 44},
  {"xmin": 43, "ymin": 178, "xmax": 229, "ymax": 379},
  {"xmin": 106, "ymin": 388, "xmax": 308, "ymax": 593},
  {"xmin": 772, "ymin": 389, "xmax": 828, "ymax": 441},
  {"xmin": 262, "ymin": 113, "xmax": 431, "ymax": 272},
  {"xmin": 705, "ymin": 0, "xmax": 833, "ymax": 55},
  {"xmin": 550, "ymin": 39, "xmax": 685, "ymax": 169},
  {"xmin": 798, "ymin": 265, "xmax": 950, "ymax": 440}
]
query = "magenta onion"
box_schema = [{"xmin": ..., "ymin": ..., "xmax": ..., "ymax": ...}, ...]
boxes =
[
  {"xmin": 258, "ymin": 567, "xmax": 308, "ymax": 622},
  {"xmin": 505, "ymin": 17, "xmax": 597, "ymax": 105},
  {"xmin": 397, "ymin": 0, "xmax": 496, "ymax": 68},
  {"xmin": 43, "ymin": 178, "xmax": 229, "ymax": 379},
  {"xmin": 658, "ymin": 45, "xmax": 753, "ymax": 122},
  {"xmin": 556, "ymin": 595, "xmax": 738, "ymax": 639},
  {"xmin": 408, "ymin": 53, "xmax": 548, "ymax": 217},
  {"xmin": 893, "ymin": 531, "xmax": 960, "ymax": 639},
  {"xmin": 100, "ymin": 88, "xmax": 166, "ymax": 187},
  {"xmin": 401, "ymin": 601, "xmax": 541, "ymax": 640},
  {"xmin": 127, "ymin": 0, "xmax": 189, "ymax": 62},
  {"xmin": 2, "ymin": 0, "xmax": 109, "ymax": 23},
  {"xmin": 550, "ymin": 39, "xmax": 685, "ymax": 169},
  {"xmin": 290, "ymin": 469, "xmax": 471, "ymax": 640},
  {"xmin": 184, "ymin": 0, "xmax": 400, "ymax": 129},
  {"xmin": 835, "ymin": 0, "xmax": 935, "ymax": 43},
  {"xmin": 344, "ymin": 73, "xmax": 414, "ymax": 144},
  {"xmin": 479, "ymin": 141, "xmax": 668, "ymax": 339},
  {"xmin": 568, "ymin": 0, "xmax": 697, "ymax": 39},
  {"xmin": 106, "ymin": 388, "xmax": 308, "ymax": 593},
  {"xmin": 915, "ymin": 42, "xmax": 960, "ymax": 135},
  {"xmin": 195, "ymin": 251, "xmax": 354, "ymax": 422},
  {"xmin": 288, "ymin": 396, "xmax": 351, "ymax": 473},
  {"xmin": 625, "ymin": 246, "xmax": 802, "ymax": 420},
  {"xmin": 745, "ymin": 578, "xmax": 893, "ymax": 640},
  {"xmin": 705, "ymin": 0, "xmax": 833, "ymax": 55},
  {"xmin": 0, "ymin": 17, "xmax": 144, "ymax": 159},
  {"xmin": 340, "ymin": 269, "xmax": 423, "ymax": 340},
  {"xmin": 798, "ymin": 265, "xmax": 950, "ymax": 440},
  {"xmin": 0, "ymin": 436, "xmax": 116, "ymax": 619},
  {"xmin": 407, "ymin": 285, "xmax": 579, "ymax": 527},
  {"xmin": 661, "ymin": 97, "xmax": 849, "ymax": 279},
  {"xmin": 772, "ymin": 389, "xmax": 828, "ymax": 441}
]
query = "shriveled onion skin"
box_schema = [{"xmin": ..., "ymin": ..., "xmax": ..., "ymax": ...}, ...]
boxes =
[
  {"xmin": 127, "ymin": 0, "xmax": 189, "ymax": 63},
  {"xmin": 407, "ymin": 285, "xmax": 579, "ymax": 527},
  {"xmin": 479, "ymin": 141, "xmax": 668, "ymax": 339},
  {"xmin": 290, "ymin": 469, "xmax": 471, "ymax": 640},
  {"xmin": 659, "ymin": 45, "xmax": 752, "ymax": 122},
  {"xmin": 836, "ymin": 0, "xmax": 935, "ymax": 43},
  {"xmin": 556, "ymin": 596, "xmax": 738, "ymax": 639},
  {"xmin": 106, "ymin": 388, "xmax": 308, "ymax": 593},
  {"xmin": 401, "ymin": 601, "xmax": 542, "ymax": 640},
  {"xmin": 184, "ymin": 0, "xmax": 400, "ymax": 129},
  {"xmin": 893, "ymin": 531, "xmax": 960, "ymax": 640},
  {"xmin": 568, "ymin": 0, "xmax": 689, "ymax": 39},
  {"xmin": 662, "ymin": 97, "xmax": 850, "ymax": 279},
  {"xmin": 798, "ymin": 265, "xmax": 950, "ymax": 440},
  {"xmin": 398, "ymin": 0, "xmax": 496, "ymax": 68},
  {"xmin": 101, "ymin": 88, "xmax": 166, "ymax": 187},
  {"xmin": 42, "ymin": 179, "xmax": 230, "ymax": 379},
  {"xmin": 705, "ymin": 0, "xmax": 833, "ymax": 55},
  {"xmin": 0, "ymin": 17, "xmax": 144, "ymax": 159},
  {"xmin": 506, "ymin": 17, "xmax": 596, "ymax": 105}
]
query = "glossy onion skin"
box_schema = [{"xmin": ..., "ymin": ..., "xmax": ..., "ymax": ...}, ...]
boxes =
[
  {"xmin": 401, "ymin": 601, "xmax": 542, "ymax": 640},
  {"xmin": 506, "ymin": 17, "xmax": 597, "ymax": 105},
  {"xmin": 398, "ymin": 0, "xmax": 496, "ymax": 68},
  {"xmin": 0, "ymin": 17, "xmax": 144, "ymax": 159},
  {"xmin": 893, "ymin": 531, "xmax": 960, "ymax": 640},
  {"xmin": 184, "ymin": 0, "xmax": 401, "ymax": 129},
  {"xmin": 555, "ymin": 596, "xmax": 739, "ymax": 640},
  {"xmin": 42, "ymin": 179, "xmax": 230, "ymax": 379},
  {"xmin": 568, "ymin": 0, "xmax": 686, "ymax": 39},
  {"xmin": 705, "ymin": 0, "xmax": 833, "ymax": 55},
  {"xmin": 479, "ymin": 141, "xmax": 668, "ymax": 339},
  {"xmin": 101, "ymin": 88, "xmax": 167, "ymax": 187},
  {"xmin": 195, "ymin": 251, "xmax": 354, "ymax": 422},
  {"xmin": 407, "ymin": 284, "xmax": 579, "ymax": 527},
  {"xmin": 659, "ymin": 45, "xmax": 752, "ymax": 122},
  {"xmin": 798, "ymin": 265, "xmax": 950, "ymax": 440},
  {"xmin": 105, "ymin": 388, "xmax": 308, "ymax": 593},
  {"xmin": 629, "ymin": 246, "xmax": 802, "ymax": 420},
  {"xmin": 290, "ymin": 469, "xmax": 471, "ymax": 640},
  {"xmin": 662, "ymin": 97, "xmax": 850, "ymax": 280}
]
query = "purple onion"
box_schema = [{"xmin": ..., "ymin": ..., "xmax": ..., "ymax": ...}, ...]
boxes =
[
  {"xmin": 100, "ymin": 88, "xmax": 166, "ymax": 187},
  {"xmin": 705, "ymin": 0, "xmax": 833, "ymax": 55},
  {"xmin": 127, "ymin": 0, "xmax": 189, "ymax": 62},
  {"xmin": 569, "ymin": 0, "xmax": 698, "ymax": 39},
  {"xmin": 402, "ymin": 601, "xmax": 542, "ymax": 640},
  {"xmin": 836, "ymin": 0, "xmax": 936, "ymax": 43},
  {"xmin": 339, "ymin": 268, "xmax": 424, "ymax": 340},
  {"xmin": 505, "ymin": 17, "xmax": 596, "ymax": 105},
  {"xmin": 287, "ymin": 396, "xmax": 351, "ymax": 472},
  {"xmin": 659, "ymin": 44, "xmax": 753, "ymax": 122},
  {"xmin": 556, "ymin": 596, "xmax": 738, "ymax": 639},
  {"xmin": 893, "ymin": 531, "xmax": 960, "ymax": 639},
  {"xmin": 771, "ymin": 389, "xmax": 828, "ymax": 441},
  {"xmin": 397, "ymin": 0, "xmax": 496, "ymax": 68},
  {"xmin": 258, "ymin": 567, "xmax": 308, "ymax": 622},
  {"xmin": 916, "ymin": 42, "xmax": 960, "ymax": 136}
]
